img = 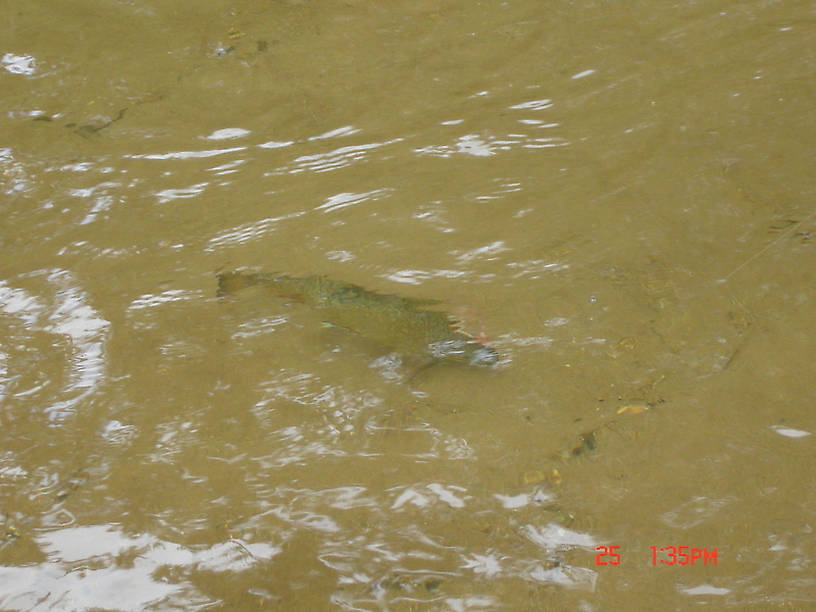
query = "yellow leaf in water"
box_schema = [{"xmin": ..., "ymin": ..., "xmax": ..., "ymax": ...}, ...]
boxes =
[{"xmin": 617, "ymin": 404, "xmax": 650, "ymax": 415}]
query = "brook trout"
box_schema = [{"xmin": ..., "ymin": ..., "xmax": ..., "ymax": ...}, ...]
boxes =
[{"xmin": 217, "ymin": 271, "xmax": 499, "ymax": 367}]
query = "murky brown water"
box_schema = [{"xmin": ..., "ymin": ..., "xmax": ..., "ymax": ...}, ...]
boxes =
[{"xmin": 2, "ymin": 1, "xmax": 815, "ymax": 610}]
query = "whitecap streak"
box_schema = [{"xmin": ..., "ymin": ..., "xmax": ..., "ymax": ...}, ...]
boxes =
[
  {"xmin": 454, "ymin": 241, "xmax": 509, "ymax": 264},
  {"xmin": 204, "ymin": 127, "xmax": 251, "ymax": 140},
  {"xmin": 207, "ymin": 158, "xmax": 246, "ymax": 175},
  {"xmin": 509, "ymin": 98, "xmax": 553, "ymax": 111},
  {"xmin": 571, "ymin": 69, "xmax": 596, "ymax": 79},
  {"xmin": 315, "ymin": 188, "xmax": 392, "ymax": 213},
  {"xmin": 309, "ymin": 125, "xmax": 361, "ymax": 140},
  {"xmin": 258, "ymin": 139, "xmax": 294, "ymax": 149}
]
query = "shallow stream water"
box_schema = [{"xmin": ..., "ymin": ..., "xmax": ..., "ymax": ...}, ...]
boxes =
[{"xmin": 1, "ymin": 2, "xmax": 815, "ymax": 610}]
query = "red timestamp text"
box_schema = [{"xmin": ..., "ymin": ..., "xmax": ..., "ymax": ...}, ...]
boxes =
[
  {"xmin": 594, "ymin": 546, "xmax": 719, "ymax": 566},
  {"xmin": 651, "ymin": 546, "xmax": 718, "ymax": 566}
]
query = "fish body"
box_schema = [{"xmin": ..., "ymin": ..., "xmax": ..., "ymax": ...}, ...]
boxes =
[{"xmin": 218, "ymin": 272, "xmax": 498, "ymax": 367}]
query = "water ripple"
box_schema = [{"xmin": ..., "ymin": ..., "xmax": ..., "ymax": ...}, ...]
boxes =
[
  {"xmin": 415, "ymin": 132, "xmax": 568, "ymax": 158},
  {"xmin": 275, "ymin": 139, "xmax": 403, "ymax": 175},
  {"xmin": 153, "ymin": 182, "xmax": 210, "ymax": 204},
  {"xmin": 206, "ymin": 210, "xmax": 306, "ymax": 250},
  {"xmin": 126, "ymin": 147, "xmax": 246, "ymax": 161}
]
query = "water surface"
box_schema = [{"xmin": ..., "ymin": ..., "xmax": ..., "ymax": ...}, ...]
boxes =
[{"xmin": 1, "ymin": 1, "xmax": 815, "ymax": 609}]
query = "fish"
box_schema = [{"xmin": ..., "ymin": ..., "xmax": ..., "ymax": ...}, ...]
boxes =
[{"xmin": 217, "ymin": 271, "xmax": 499, "ymax": 368}]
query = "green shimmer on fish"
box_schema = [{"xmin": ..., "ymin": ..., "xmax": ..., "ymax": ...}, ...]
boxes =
[{"xmin": 217, "ymin": 271, "xmax": 499, "ymax": 367}]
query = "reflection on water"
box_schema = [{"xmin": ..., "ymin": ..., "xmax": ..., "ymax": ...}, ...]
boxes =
[
  {"xmin": 0, "ymin": 525, "xmax": 277, "ymax": 610},
  {"xmin": 2, "ymin": 0, "xmax": 816, "ymax": 609},
  {"xmin": 0, "ymin": 271, "xmax": 109, "ymax": 422},
  {"xmin": 284, "ymin": 139, "xmax": 404, "ymax": 175}
]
